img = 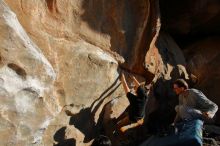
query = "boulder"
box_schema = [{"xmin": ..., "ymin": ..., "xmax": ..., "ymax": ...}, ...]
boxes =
[{"xmin": 0, "ymin": 1, "xmax": 57, "ymax": 145}]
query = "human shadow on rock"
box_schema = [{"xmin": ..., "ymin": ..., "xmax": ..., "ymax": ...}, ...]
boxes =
[
  {"xmin": 69, "ymin": 77, "xmax": 121, "ymax": 142},
  {"xmin": 53, "ymin": 126, "xmax": 76, "ymax": 146}
]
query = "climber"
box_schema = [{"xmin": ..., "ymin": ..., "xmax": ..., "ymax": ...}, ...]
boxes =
[{"xmin": 116, "ymin": 72, "xmax": 149, "ymax": 133}]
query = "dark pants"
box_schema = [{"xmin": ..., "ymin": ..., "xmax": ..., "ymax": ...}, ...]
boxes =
[{"xmin": 140, "ymin": 119, "xmax": 203, "ymax": 146}]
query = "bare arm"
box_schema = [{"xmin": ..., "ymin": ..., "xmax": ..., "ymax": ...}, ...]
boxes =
[
  {"xmin": 131, "ymin": 76, "xmax": 140, "ymax": 90},
  {"xmin": 121, "ymin": 73, "xmax": 130, "ymax": 94}
]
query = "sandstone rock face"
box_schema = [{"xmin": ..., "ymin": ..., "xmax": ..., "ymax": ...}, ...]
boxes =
[
  {"xmin": 4, "ymin": 0, "xmax": 160, "ymax": 77},
  {"xmin": 0, "ymin": 1, "xmax": 58, "ymax": 145},
  {"xmin": 2, "ymin": 0, "xmax": 141, "ymax": 145},
  {"xmin": 149, "ymin": 32, "xmax": 186, "ymax": 80},
  {"xmin": 1, "ymin": 0, "xmax": 220, "ymax": 145},
  {"xmin": 1, "ymin": 0, "xmax": 162, "ymax": 145}
]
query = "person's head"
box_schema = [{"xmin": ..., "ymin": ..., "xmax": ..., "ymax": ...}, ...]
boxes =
[
  {"xmin": 130, "ymin": 82, "xmax": 145, "ymax": 95},
  {"xmin": 173, "ymin": 79, "xmax": 188, "ymax": 95},
  {"xmin": 91, "ymin": 135, "xmax": 111, "ymax": 146}
]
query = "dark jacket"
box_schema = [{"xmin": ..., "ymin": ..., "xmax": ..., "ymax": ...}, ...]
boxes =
[{"xmin": 127, "ymin": 86, "xmax": 148, "ymax": 122}]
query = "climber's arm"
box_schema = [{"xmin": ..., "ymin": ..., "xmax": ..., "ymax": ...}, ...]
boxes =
[
  {"xmin": 121, "ymin": 73, "xmax": 130, "ymax": 94},
  {"xmin": 131, "ymin": 75, "xmax": 140, "ymax": 90}
]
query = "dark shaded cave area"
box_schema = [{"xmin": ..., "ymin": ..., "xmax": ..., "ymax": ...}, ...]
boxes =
[
  {"xmin": 159, "ymin": 0, "xmax": 220, "ymax": 49},
  {"xmin": 144, "ymin": 0, "xmax": 220, "ymax": 136}
]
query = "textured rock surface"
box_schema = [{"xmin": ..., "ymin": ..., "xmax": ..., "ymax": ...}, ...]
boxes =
[
  {"xmin": 2, "ymin": 0, "xmax": 141, "ymax": 145},
  {"xmin": 1, "ymin": 0, "xmax": 161, "ymax": 145},
  {"xmin": 4, "ymin": 0, "xmax": 160, "ymax": 78},
  {"xmin": 0, "ymin": 0, "xmax": 219, "ymax": 145},
  {"xmin": 0, "ymin": 1, "xmax": 57, "ymax": 145}
]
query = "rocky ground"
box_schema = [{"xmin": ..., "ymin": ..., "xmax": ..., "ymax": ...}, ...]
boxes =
[
  {"xmin": 203, "ymin": 125, "xmax": 220, "ymax": 146},
  {"xmin": 113, "ymin": 124, "xmax": 220, "ymax": 146}
]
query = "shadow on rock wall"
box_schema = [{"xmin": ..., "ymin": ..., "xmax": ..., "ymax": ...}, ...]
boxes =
[
  {"xmin": 70, "ymin": 77, "xmax": 120, "ymax": 142},
  {"xmin": 54, "ymin": 127, "xmax": 76, "ymax": 146},
  {"xmin": 81, "ymin": 0, "xmax": 152, "ymax": 77},
  {"xmin": 53, "ymin": 77, "xmax": 121, "ymax": 144},
  {"xmin": 81, "ymin": 0, "xmax": 146, "ymax": 52}
]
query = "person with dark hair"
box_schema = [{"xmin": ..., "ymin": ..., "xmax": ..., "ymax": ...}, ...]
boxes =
[
  {"xmin": 116, "ymin": 73, "xmax": 149, "ymax": 133},
  {"xmin": 91, "ymin": 135, "xmax": 111, "ymax": 146},
  {"xmin": 139, "ymin": 79, "xmax": 218, "ymax": 146},
  {"xmin": 173, "ymin": 78, "xmax": 218, "ymax": 124}
]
